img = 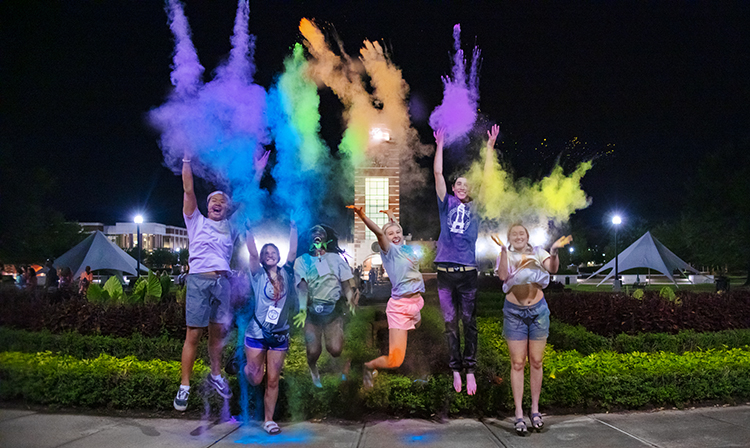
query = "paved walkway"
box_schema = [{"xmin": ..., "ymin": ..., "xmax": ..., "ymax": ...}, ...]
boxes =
[{"xmin": 1, "ymin": 405, "xmax": 749, "ymax": 448}]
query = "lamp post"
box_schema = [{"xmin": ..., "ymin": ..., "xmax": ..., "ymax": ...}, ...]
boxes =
[
  {"xmin": 612, "ymin": 215, "xmax": 622, "ymax": 291},
  {"xmin": 134, "ymin": 215, "xmax": 143, "ymax": 278}
]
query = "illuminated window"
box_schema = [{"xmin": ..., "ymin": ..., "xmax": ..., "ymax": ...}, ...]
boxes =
[{"xmin": 365, "ymin": 177, "xmax": 389, "ymax": 228}]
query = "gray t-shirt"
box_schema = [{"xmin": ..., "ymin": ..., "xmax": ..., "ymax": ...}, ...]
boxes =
[
  {"xmin": 245, "ymin": 263, "xmax": 294, "ymax": 339},
  {"xmin": 294, "ymin": 252, "xmax": 353, "ymax": 309},
  {"xmin": 380, "ymin": 243, "xmax": 425, "ymax": 298}
]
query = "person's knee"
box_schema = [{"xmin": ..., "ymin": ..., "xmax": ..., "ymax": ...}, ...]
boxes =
[
  {"xmin": 529, "ymin": 356, "xmax": 544, "ymax": 371},
  {"xmin": 327, "ymin": 342, "xmax": 343, "ymax": 358},
  {"xmin": 266, "ymin": 374, "xmax": 280, "ymax": 390},
  {"xmin": 385, "ymin": 349, "xmax": 405, "ymax": 368},
  {"xmin": 244, "ymin": 363, "xmax": 264, "ymax": 385},
  {"xmin": 510, "ymin": 357, "xmax": 527, "ymax": 372}
]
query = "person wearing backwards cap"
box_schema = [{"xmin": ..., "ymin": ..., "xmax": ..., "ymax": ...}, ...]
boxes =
[{"xmin": 173, "ymin": 150, "xmax": 268, "ymax": 411}]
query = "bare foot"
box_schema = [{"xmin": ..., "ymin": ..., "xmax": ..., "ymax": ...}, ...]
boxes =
[
  {"xmin": 466, "ymin": 373, "xmax": 477, "ymax": 395},
  {"xmin": 452, "ymin": 371, "xmax": 462, "ymax": 392}
]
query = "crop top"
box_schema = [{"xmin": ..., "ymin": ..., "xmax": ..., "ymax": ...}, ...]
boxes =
[{"xmin": 498, "ymin": 246, "xmax": 551, "ymax": 293}]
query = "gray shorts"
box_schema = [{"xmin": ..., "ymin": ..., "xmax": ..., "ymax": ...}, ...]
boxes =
[{"xmin": 185, "ymin": 273, "xmax": 231, "ymax": 327}]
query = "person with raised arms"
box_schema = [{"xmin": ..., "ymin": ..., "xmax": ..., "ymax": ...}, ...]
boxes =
[
  {"xmin": 492, "ymin": 225, "xmax": 571, "ymax": 435},
  {"xmin": 243, "ymin": 215, "xmax": 298, "ymax": 435},
  {"xmin": 348, "ymin": 207, "xmax": 425, "ymax": 388},
  {"xmin": 293, "ymin": 225, "xmax": 359, "ymax": 388},
  {"xmin": 432, "ymin": 125, "xmax": 499, "ymax": 395},
  {"xmin": 173, "ymin": 150, "xmax": 268, "ymax": 412}
]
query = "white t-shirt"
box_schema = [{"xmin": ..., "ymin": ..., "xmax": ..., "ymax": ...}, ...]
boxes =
[
  {"xmin": 500, "ymin": 246, "xmax": 551, "ymax": 293},
  {"xmin": 183, "ymin": 208, "xmax": 236, "ymax": 273}
]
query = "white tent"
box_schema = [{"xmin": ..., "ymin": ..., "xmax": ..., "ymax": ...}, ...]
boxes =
[
  {"xmin": 53, "ymin": 231, "xmax": 149, "ymax": 279},
  {"xmin": 586, "ymin": 231, "xmax": 699, "ymax": 287}
]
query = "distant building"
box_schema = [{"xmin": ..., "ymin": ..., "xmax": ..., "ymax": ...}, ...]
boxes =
[
  {"xmin": 79, "ymin": 222, "xmax": 188, "ymax": 252},
  {"xmin": 350, "ymin": 127, "xmax": 404, "ymax": 266}
]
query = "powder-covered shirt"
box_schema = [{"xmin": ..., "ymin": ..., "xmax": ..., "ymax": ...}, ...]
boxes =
[
  {"xmin": 294, "ymin": 252, "xmax": 353, "ymax": 308},
  {"xmin": 501, "ymin": 246, "xmax": 552, "ymax": 293},
  {"xmin": 381, "ymin": 243, "xmax": 425, "ymax": 299},
  {"xmin": 184, "ymin": 208, "xmax": 236, "ymax": 273},
  {"xmin": 245, "ymin": 263, "xmax": 296, "ymax": 339},
  {"xmin": 435, "ymin": 193, "xmax": 479, "ymax": 267}
]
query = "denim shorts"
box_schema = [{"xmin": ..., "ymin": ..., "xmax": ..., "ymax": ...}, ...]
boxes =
[
  {"xmin": 185, "ymin": 273, "xmax": 231, "ymax": 327},
  {"xmin": 503, "ymin": 298, "xmax": 550, "ymax": 341}
]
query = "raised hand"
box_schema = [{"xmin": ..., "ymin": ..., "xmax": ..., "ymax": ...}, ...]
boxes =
[
  {"xmin": 292, "ymin": 309, "xmax": 307, "ymax": 328},
  {"xmin": 490, "ymin": 234, "xmax": 506, "ymax": 249},
  {"xmin": 346, "ymin": 205, "xmax": 364, "ymax": 217},
  {"xmin": 433, "ymin": 128, "xmax": 445, "ymax": 147},
  {"xmin": 551, "ymin": 235, "xmax": 573, "ymax": 250},
  {"xmin": 290, "ymin": 208, "xmax": 302, "ymax": 226},
  {"xmin": 379, "ymin": 208, "xmax": 397, "ymax": 223},
  {"xmin": 487, "ymin": 124, "xmax": 500, "ymax": 148},
  {"xmin": 254, "ymin": 149, "xmax": 271, "ymax": 174}
]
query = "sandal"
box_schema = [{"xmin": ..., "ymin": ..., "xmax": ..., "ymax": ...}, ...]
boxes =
[
  {"xmin": 514, "ymin": 418, "xmax": 528, "ymax": 436},
  {"xmin": 363, "ymin": 366, "xmax": 377, "ymax": 389},
  {"xmin": 531, "ymin": 412, "xmax": 544, "ymax": 431},
  {"xmin": 263, "ymin": 420, "xmax": 281, "ymax": 435}
]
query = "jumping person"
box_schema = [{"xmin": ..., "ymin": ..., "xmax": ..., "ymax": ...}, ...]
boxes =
[
  {"xmin": 348, "ymin": 207, "xmax": 425, "ymax": 389},
  {"xmin": 293, "ymin": 225, "xmax": 358, "ymax": 388},
  {"xmin": 244, "ymin": 218, "xmax": 298, "ymax": 435},
  {"xmin": 173, "ymin": 150, "xmax": 268, "ymax": 411},
  {"xmin": 493, "ymin": 225, "xmax": 571, "ymax": 435},
  {"xmin": 432, "ymin": 125, "xmax": 499, "ymax": 395}
]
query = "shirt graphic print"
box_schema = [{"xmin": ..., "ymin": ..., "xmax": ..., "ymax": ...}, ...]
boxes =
[{"xmin": 448, "ymin": 203, "xmax": 471, "ymax": 235}]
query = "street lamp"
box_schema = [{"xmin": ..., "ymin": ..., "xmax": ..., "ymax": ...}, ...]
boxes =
[
  {"xmin": 134, "ymin": 215, "xmax": 143, "ymax": 278},
  {"xmin": 612, "ymin": 215, "xmax": 622, "ymax": 291}
]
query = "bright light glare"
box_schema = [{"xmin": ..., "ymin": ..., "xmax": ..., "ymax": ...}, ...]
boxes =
[
  {"xmin": 369, "ymin": 127, "xmax": 390, "ymax": 143},
  {"xmin": 569, "ymin": 247, "xmax": 575, "ymax": 253},
  {"xmin": 529, "ymin": 228, "xmax": 548, "ymax": 247},
  {"xmin": 612, "ymin": 215, "xmax": 622, "ymax": 225},
  {"xmin": 134, "ymin": 215, "xmax": 144, "ymax": 224}
]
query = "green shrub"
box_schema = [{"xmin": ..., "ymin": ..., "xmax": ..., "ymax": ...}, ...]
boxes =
[
  {"xmin": 543, "ymin": 348, "xmax": 750, "ymax": 409},
  {"xmin": 0, "ymin": 327, "xmax": 209, "ymax": 362},
  {"xmin": 0, "ymin": 351, "xmax": 210, "ymax": 409},
  {"xmin": 632, "ymin": 289, "xmax": 645, "ymax": 300},
  {"xmin": 659, "ymin": 286, "xmax": 676, "ymax": 301},
  {"xmin": 548, "ymin": 320, "xmax": 612, "ymax": 355}
]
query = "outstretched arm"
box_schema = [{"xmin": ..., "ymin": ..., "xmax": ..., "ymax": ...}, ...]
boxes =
[
  {"xmin": 379, "ymin": 207, "xmax": 397, "ymax": 223},
  {"xmin": 479, "ymin": 125, "xmax": 500, "ymax": 199},
  {"xmin": 182, "ymin": 154, "xmax": 198, "ymax": 216},
  {"xmin": 245, "ymin": 229, "xmax": 262, "ymax": 275},
  {"xmin": 347, "ymin": 206, "xmax": 389, "ymax": 252},
  {"xmin": 253, "ymin": 150, "xmax": 270, "ymax": 185},
  {"xmin": 433, "ymin": 128, "xmax": 447, "ymax": 202},
  {"xmin": 544, "ymin": 235, "xmax": 572, "ymax": 274},
  {"xmin": 286, "ymin": 215, "xmax": 298, "ymax": 264},
  {"xmin": 491, "ymin": 234, "xmax": 509, "ymax": 281}
]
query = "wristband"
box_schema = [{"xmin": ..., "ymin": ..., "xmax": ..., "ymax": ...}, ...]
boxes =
[{"xmin": 182, "ymin": 158, "xmax": 191, "ymax": 163}]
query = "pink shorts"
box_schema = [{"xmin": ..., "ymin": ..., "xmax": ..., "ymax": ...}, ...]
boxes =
[{"xmin": 386, "ymin": 295, "xmax": 424, "ymax": 330}]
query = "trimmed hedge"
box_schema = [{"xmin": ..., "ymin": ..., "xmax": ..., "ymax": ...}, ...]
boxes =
[
  {"xmin": 0, "ymin": 327, "xmax": 198, "ymax": 362},
  {"xmin": 4, "ymin": 344, "xmax": 750, "ymax": 416},
  {"xmin": 0, "ymin": 294, "xmax": 186, "ymax": 338},
  {"xmin": 548, "ymin": 321, "xmax": 750, "ymax": 355},
  {"xmin": 0, "ymin": 351, "xmax": 210, "ymax": 410},
  {"xmin": 547, "ymin": 290, "xmax": 750, "ymax": 335}
]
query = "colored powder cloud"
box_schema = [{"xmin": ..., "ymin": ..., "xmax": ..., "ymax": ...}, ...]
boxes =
[
  {"xmin": 299, "ymin": 19, "xmax": 431, "ymax": 194},
  {"xmin": 466, "ymin": 142, "xmax": 592, "ymax": 230},
  {"xmin": 266, "ymin": 43, "xmax": 340, "ymax": 229},
  {"xmin": 149, "ymin": 0, "xmax": 268, "ymax": 224},
  {"xmin": 429, "ymin": 24, "xmax": 481, "ymax": 148}
]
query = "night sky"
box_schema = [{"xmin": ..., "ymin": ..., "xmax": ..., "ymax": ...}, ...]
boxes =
[{"xmin": 3, "ymin": 1, "xmax": 750, "ymax": 239}]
